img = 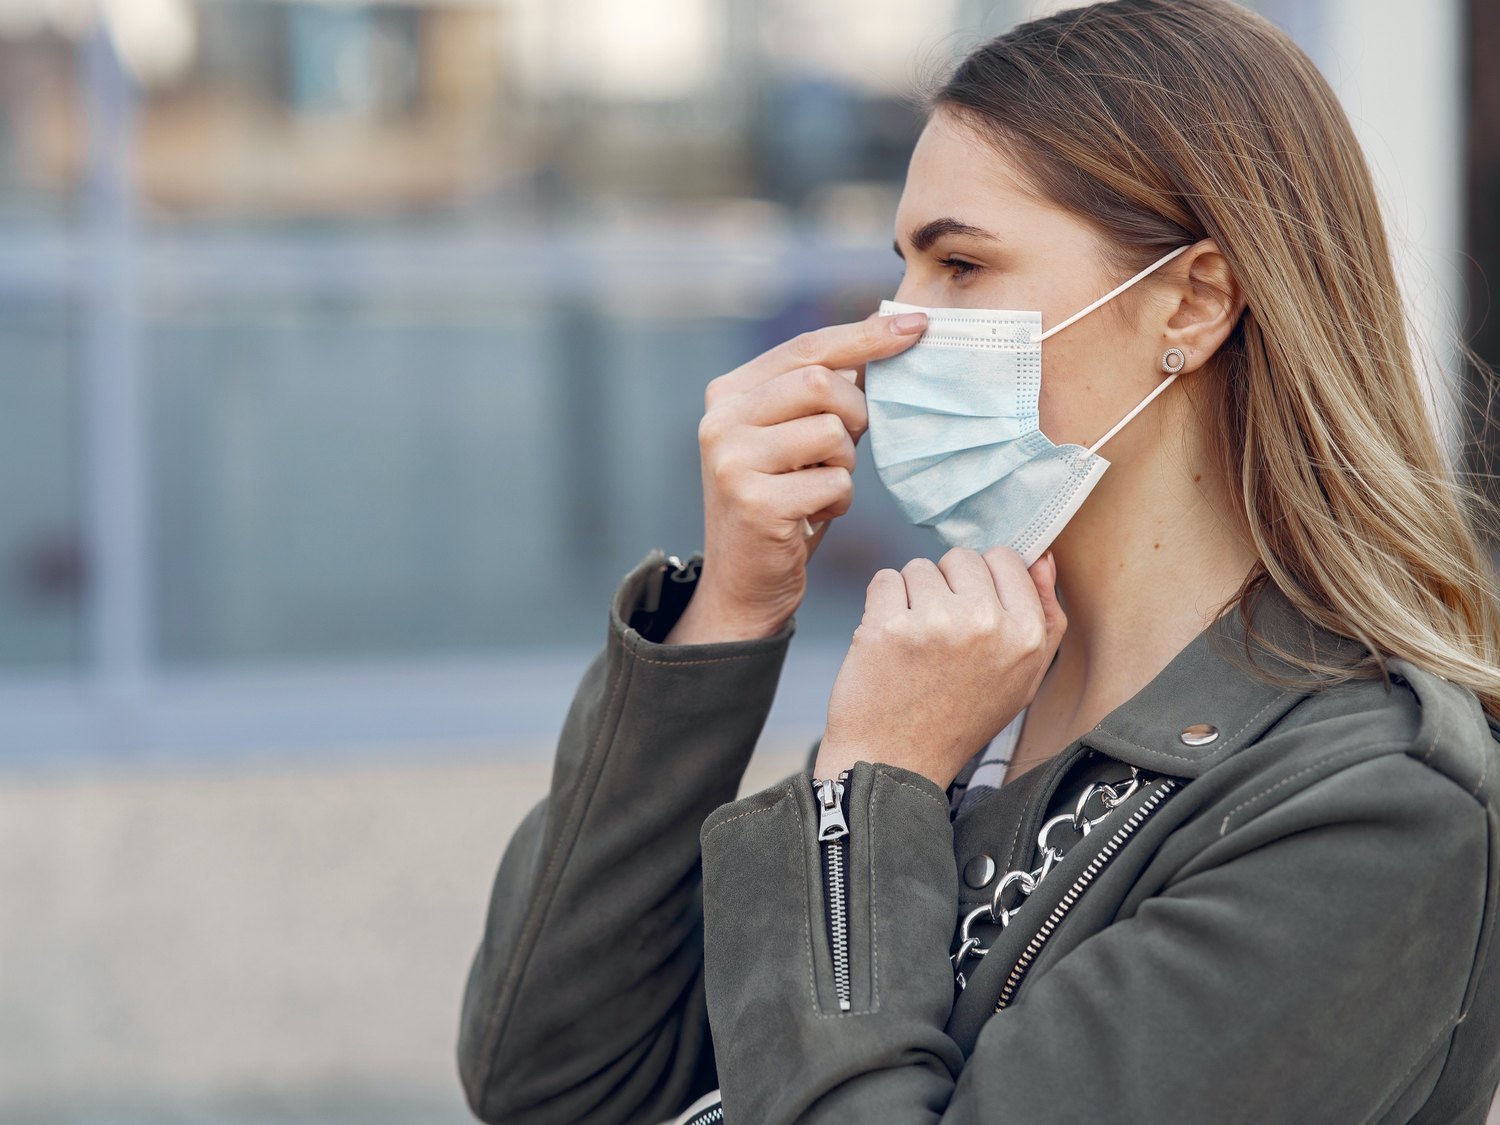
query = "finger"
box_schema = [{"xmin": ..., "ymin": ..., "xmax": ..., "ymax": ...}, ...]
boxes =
[
  {"xmin": 836, "ymin": 313, "xmax": 914, "ymax": 397},
  {"xmin": 712, "ymin": 312, "xmax": 927, "ymax": 401},
  {"xmin": 730, "ymin": 365, "xmax": 869, "ymax": 439},
  {"xmin": 804, "ymin": 487, "xmax": 855, "ymax": 524},
  {"xmin": 899, "ymin": 557, "xmax": 951, "ymax": 604},
  {"xmin": 983, "ymin": 545, "xmax": 1047, "ymax": 646},
  {"xmin": 846, "ymin": 316, "xmax": 882, "ymax": 394},
  {"xmin": 1028, "ymin": 550, "xmax": 1068, "ymax": 651},
  {"xmin": 766, "ymin": 464, "xmax": 854, "ymax": 525},
  {"xmin": 742, "ymin": 412, "xmax": 856, "ymax": 474},
  {"xmin": 936, "ymin": 546, "xmax": 1001, "ymax": 599},
  {"xmin": 979, "ymin": 545, "xmax": 1034, "ymax": 612},
  {"xmin": 865, "ymin": 567, "xmax": 909, "ymax": 615},
  {"xmin": 804, "ymin": 469, "xmax": 856, "ymax": 523}
]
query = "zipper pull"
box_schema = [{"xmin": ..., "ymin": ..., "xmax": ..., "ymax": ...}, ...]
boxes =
[
  {"xmin": 641, "ymin": 563, "xmax": 667, "ymax": 615},
  {"xmin": 815, "ymin": 775, "xmax": 849, "ymax": 841}
]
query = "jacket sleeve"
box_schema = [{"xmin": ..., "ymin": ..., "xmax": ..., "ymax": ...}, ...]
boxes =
[
  {"xmin": 458, "ymin": 548, "xmax": 799, "ymax": 1125},
  {"xmin": 697, "ymin": 750, "xmax": 1489, "ymax": 1123}
]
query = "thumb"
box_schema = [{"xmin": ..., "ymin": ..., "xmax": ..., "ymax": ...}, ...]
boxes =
[{"xmin": 1028, "ymin": 551, "xmax": 1067, "ymax": 653}]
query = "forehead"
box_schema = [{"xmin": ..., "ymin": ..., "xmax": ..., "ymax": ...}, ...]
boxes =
[{"xmin": 895, "ymin": 109, "xmax": 1085, "ymax": 249}]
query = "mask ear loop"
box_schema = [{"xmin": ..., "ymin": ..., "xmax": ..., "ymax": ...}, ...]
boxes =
[
  {"xmin": 1086, "ymin": 371, "xmax": 1179, "ymax": 456},
  {"xmin": 1033, "ymin": 244, "xmax": 1192, "ymax": 344},
  {"xmin": 1026, "ymin": 243, "xmax": 1193, "ymax": 457}
]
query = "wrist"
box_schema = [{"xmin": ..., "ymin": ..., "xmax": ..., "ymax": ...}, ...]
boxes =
[
  {"xmin": 812, "ymin": 740, "xmax": 862, "ymax": 781},
  {"xmin": 664, "ymin": 583, "xmax": 791, "ymax": 645},
  {"xmin": 815, "ymin": 740, "xmax": 956, "ymax": 791}
]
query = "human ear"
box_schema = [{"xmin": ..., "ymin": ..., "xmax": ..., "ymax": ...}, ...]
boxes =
[{"xmin": 1161, "ymin": 239, "xmax": 1244, "ymax": 374}]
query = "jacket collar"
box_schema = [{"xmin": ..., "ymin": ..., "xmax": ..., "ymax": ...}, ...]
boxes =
[{"xmin": 1081, "ymin": 578, "xmax": 1367, "ymax": 778}]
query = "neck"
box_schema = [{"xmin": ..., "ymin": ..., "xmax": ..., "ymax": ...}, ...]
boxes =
[{"xmin": 1027, "ymin": 430, "xmax": 1259, "ymax": 747}]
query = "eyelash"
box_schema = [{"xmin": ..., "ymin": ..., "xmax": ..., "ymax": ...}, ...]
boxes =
[{"xmin": 936, "ymin": 256, "xmax": 981, "ymax": 282}]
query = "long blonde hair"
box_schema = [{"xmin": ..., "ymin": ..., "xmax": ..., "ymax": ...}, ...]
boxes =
[{"xmin": 931, "ymin": 0, "xmax": 1500, "ymax": 719}]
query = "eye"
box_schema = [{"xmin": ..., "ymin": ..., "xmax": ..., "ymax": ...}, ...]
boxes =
[{"xmin": 936, "ymin": 256, "xmax": 982, "ymax": 282}]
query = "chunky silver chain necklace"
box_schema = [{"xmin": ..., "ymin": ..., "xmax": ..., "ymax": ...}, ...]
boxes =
[{"xmin": 950, "ymin": 765, "xmax": 1143, "ymax": 990}]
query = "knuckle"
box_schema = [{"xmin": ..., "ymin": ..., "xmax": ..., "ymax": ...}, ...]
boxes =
[
  {"xmin": 851, "ymin": 395, "xmax": 869, "ymax": 428},
  {"xmin": 799, "ymin": 364, "xmax": 833, "ymax": 396},
  {"xmin": 833, "ymin": 436, "xmax": 857, "ymax": 471},
  {"xmin": 697, "ymin": 410, "xmax": 724, "ymax": 446},
  {"xmin": 711, "ymin": 453, "xmax": 745, "ymax": 493},
  {"xmin": 734, "ymin": 471, "xmax": 767, "ymax": 507},
  {"xmin": 924, "ymin": 605, "xmax": 955, "ymax": 635},
  {"xmin": 1019, "ymin": 620, "xmax": 1047, "ymax": 653},
  {"xmin": 882, "ymin": 614, "xmax": 916, "ymax": 643},
  {"xmin": 766, "ymin": 520, "xmax": 799, "ymax": 546},
  {"xmin": 909, "ymin": 616, "xmax": 944, "ymax": 647},
  {"xmin": 789, "ymin": 331, "xmax": 822, "ymax": 364},
  {"xmin": 704, "ymin": 374, "xmax": 728, "ymax": 411},
  {"xmin": 972, "ymin": 602, "xmax": 1004, "ymax": 634},
  {"xmin": 985, "ymin": 544, "xmax": 1024, "ymax": 569}
]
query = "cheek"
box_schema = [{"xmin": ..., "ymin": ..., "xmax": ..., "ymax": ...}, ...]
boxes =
[
  {"xmin": 1039, "ymin": 333, "xmax": 1166, "ymax": 451},
  {"xmin": 1036, "ymin": 339, "xmax": 1110, "ymax": 447}
]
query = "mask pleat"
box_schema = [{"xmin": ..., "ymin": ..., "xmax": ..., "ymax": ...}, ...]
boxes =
[
  {"xmin": 868, "ymin": 404, "xmax": 1030, "ymax": 464},
  {"xmin": 885, "ymin": 430, "xmax": 1056, "ymax": 523}
]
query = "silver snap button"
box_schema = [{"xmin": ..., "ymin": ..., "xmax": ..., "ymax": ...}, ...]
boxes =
[
  {"xmin": 963, "ymin": 854, "xmax": 997, "ymax": 889},
  {"xmin": 1180, "ymin": 723, "xmax": 1219, "ymax": 747}
]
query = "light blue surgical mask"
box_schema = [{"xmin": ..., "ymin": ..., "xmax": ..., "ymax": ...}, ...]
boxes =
[{"xmin": 865, "ymin": 244, "xmax": 1191, "ymax": 565}]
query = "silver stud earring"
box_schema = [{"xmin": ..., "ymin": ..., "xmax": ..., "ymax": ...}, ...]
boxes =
[{"xmin": 1161, "ymin": 346, "xmax": 1186, "ymax": 374}]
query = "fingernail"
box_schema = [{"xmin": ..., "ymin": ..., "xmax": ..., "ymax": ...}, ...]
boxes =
[
  {"xmin": 837, "ymin": 368, "xmax": 858, "ymax": 383},
  {"xmin": 890, "ymin": 312, "xmax": 927, "ymax": 334}
]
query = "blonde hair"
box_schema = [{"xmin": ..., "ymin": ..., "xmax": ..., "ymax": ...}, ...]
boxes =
[{"xmin": 931, "ymin": 0, "xmax": 1500, "ymax": 718}]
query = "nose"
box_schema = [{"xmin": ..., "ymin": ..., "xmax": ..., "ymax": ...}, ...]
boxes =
[{"xmin": 890, "ymin": 277, "xmax": 934, "ymax": 308}]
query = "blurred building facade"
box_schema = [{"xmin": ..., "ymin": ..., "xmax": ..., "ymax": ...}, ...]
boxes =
[{"xmin": 0, "ymin": 0, "xmax": 1483, "ymax": 759}]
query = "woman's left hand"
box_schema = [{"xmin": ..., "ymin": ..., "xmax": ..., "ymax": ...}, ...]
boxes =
[{"xmin": 814, "ymin": 546, "xmax": 1065, "ymax": 790}]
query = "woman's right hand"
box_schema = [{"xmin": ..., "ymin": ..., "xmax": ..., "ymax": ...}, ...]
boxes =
[{"xmin": 664, "ymin": 310, "xmax": 929, "ymax": 644}]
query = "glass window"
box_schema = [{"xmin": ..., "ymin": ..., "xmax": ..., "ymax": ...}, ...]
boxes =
[
  {"xmin": 119, "ymin": 0, "xmax": 938, "ymax": 663},
  {"xmin": 0, "ymin": 293, "xmax": 81, "ymax": 669}
]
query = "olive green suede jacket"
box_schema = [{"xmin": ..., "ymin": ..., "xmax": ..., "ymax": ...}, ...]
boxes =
[{"xmin": 458, "ymin": 548, "xmax": 1500, "ymax": 1124}]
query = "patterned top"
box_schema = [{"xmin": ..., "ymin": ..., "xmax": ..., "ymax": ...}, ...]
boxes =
[{"xmin": 947, "ymin": 707, "xmax": 1028, "ymax": 819}]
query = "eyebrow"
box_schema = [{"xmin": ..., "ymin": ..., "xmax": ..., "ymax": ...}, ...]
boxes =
[{"xmin": 892, "ymin": 217, "xmax": 1002, "ymax": 259}]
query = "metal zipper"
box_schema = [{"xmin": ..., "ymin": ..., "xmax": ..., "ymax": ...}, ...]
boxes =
[
  {"xmin": 994, "ymin": 776, "xmax": 1179, "ymax": 1013},
  {"xmin": 641, "ymin": 554, "xmax": 698, "ymax": 614},
  {"xmin": 683, "ymin": 1103, "xmax": 723, "ymax": 1125},
  {"xmin": 814, "ymin": 770, "xmax": 853, "ymax": 1012}
]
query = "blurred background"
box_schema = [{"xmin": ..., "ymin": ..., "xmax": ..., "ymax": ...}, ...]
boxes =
[{"xmin": 0, "ymin": 0, "xmax": 1494, "ymax": 1120}]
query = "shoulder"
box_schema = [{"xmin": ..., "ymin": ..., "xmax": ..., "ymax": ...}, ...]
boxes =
[
  {"xmin": 1258, "ymin": 657, "xmax": 1498, "ymax": 812},
  {"xmin": 1188, "ymin": 658, "xmax": 1497, "ymax": 865}
]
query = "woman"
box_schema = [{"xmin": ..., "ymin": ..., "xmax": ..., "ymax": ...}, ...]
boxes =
[{"xmin": 458, "ymin": 1, "xmax": 1500, "ymax": 1122}]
